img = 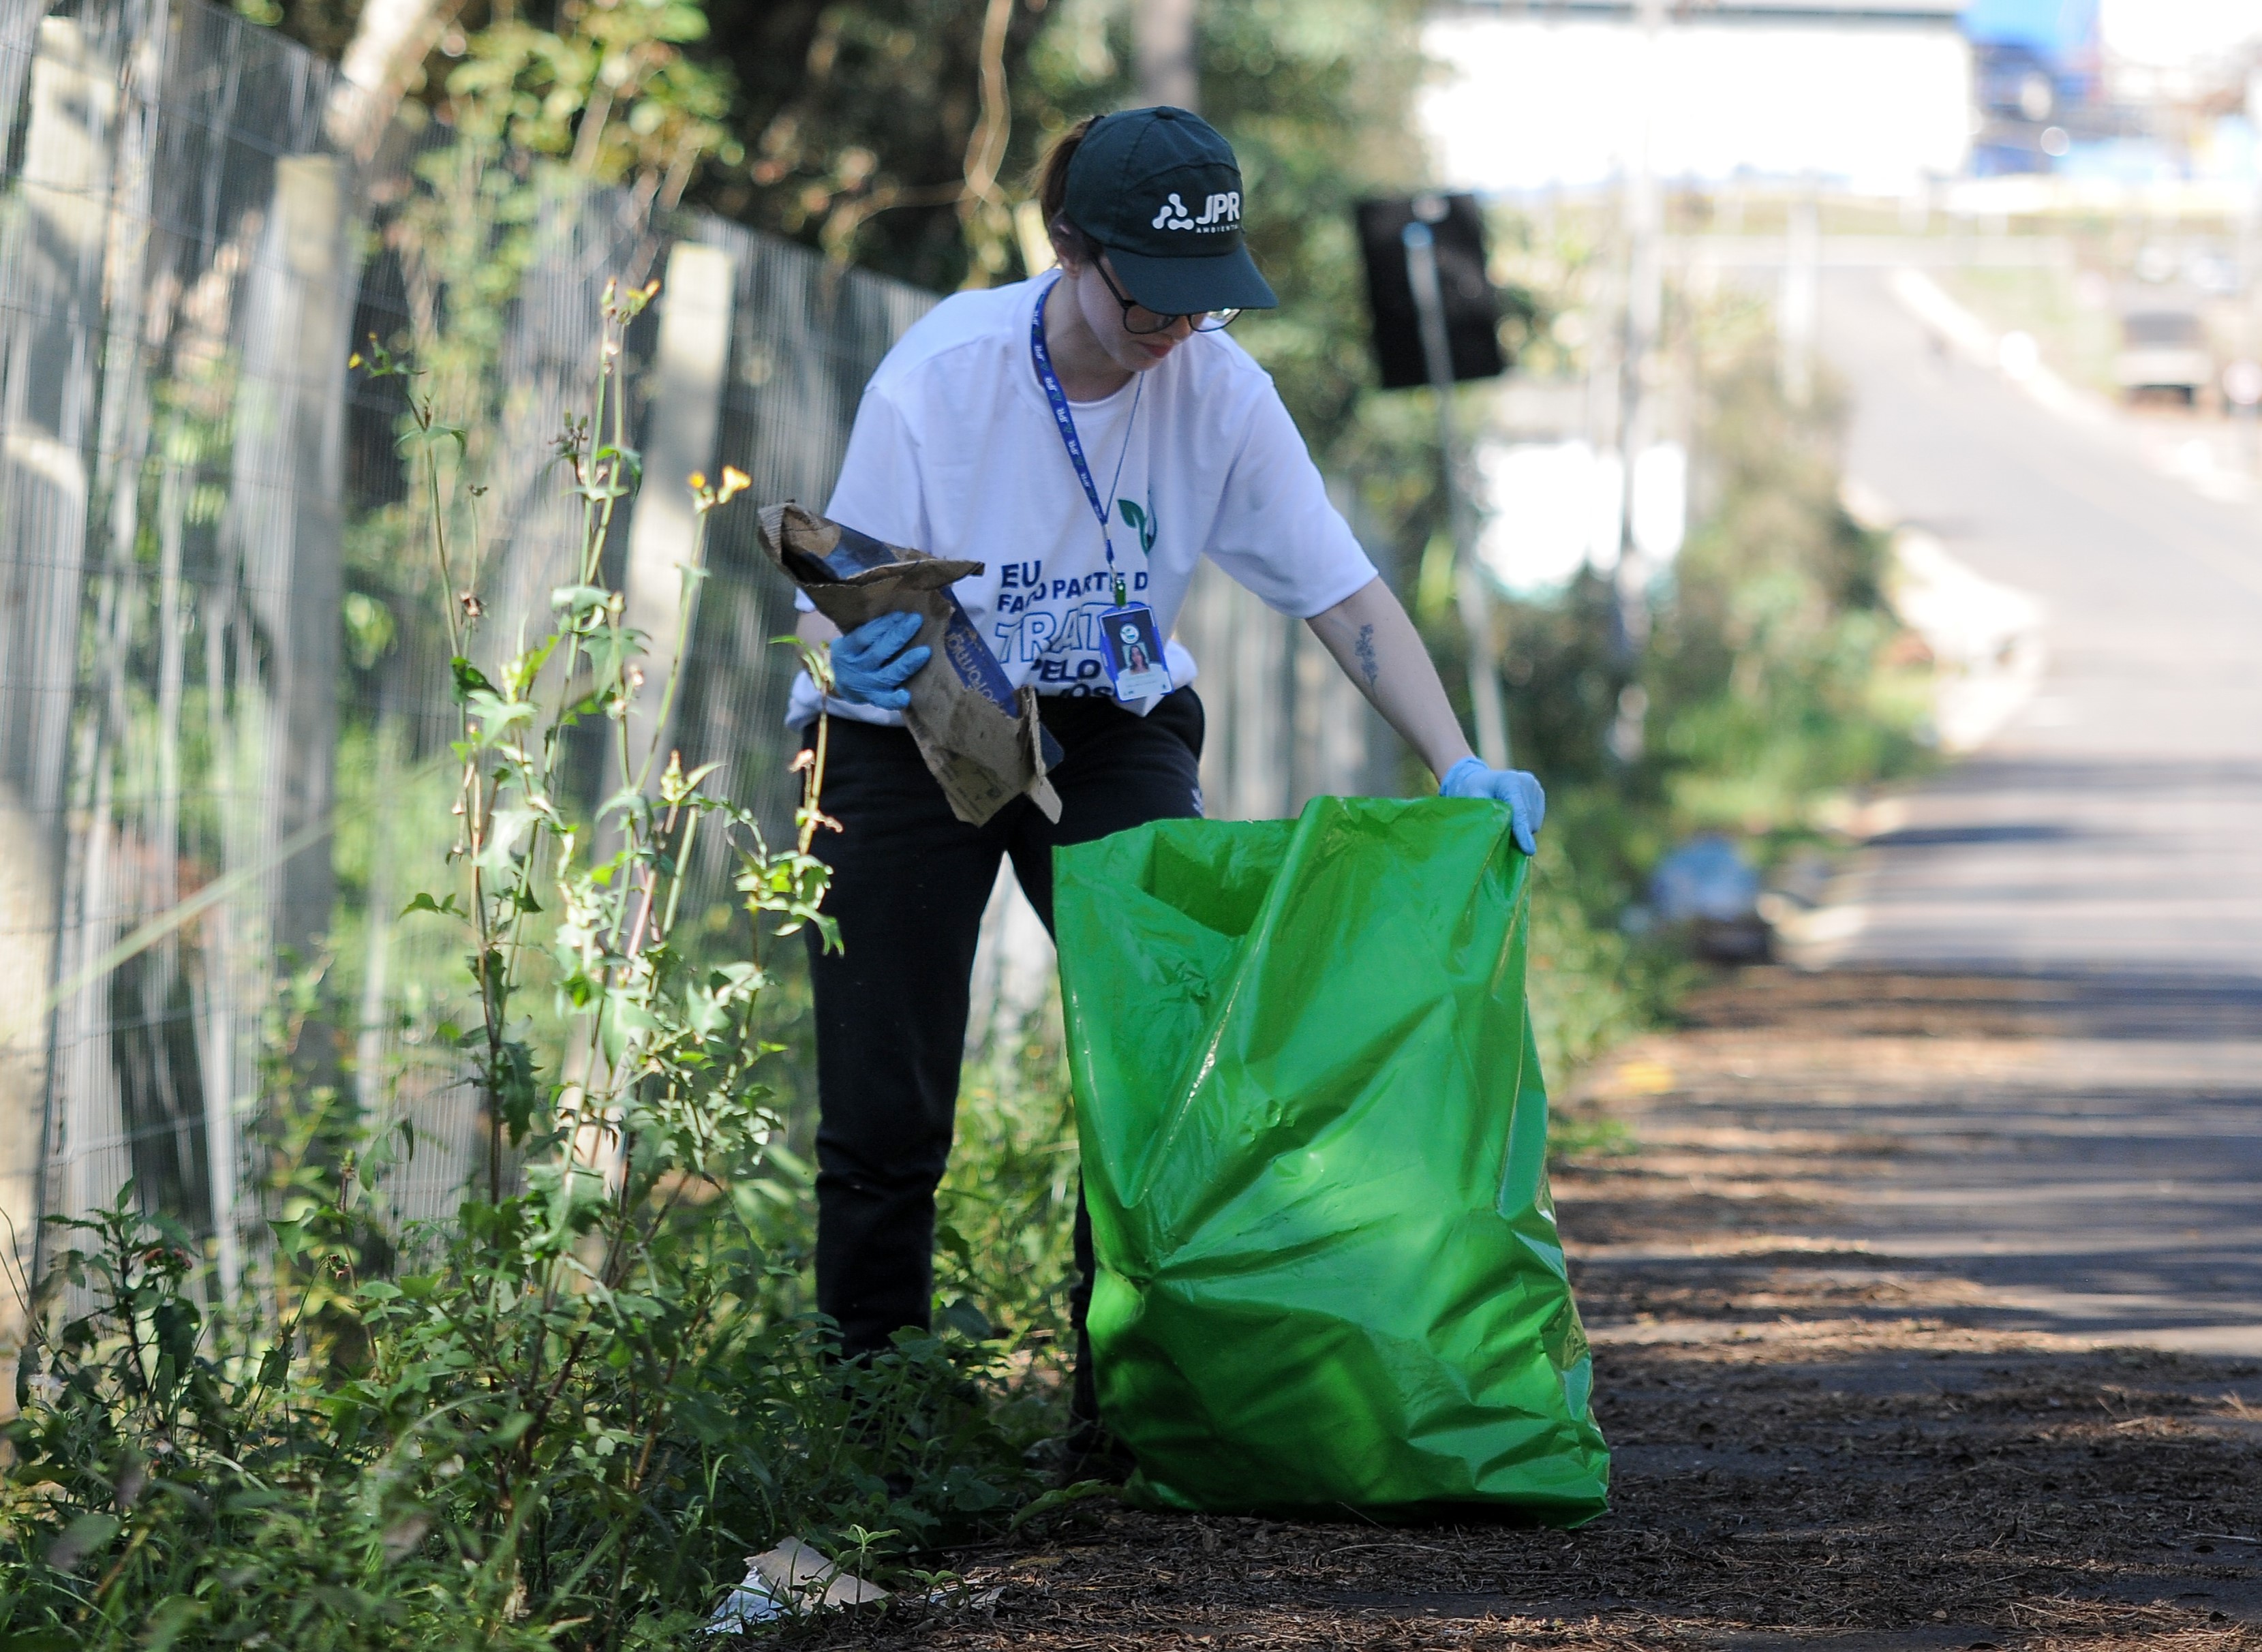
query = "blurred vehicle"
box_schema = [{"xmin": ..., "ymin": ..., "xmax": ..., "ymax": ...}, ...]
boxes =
[
  {"xmin": 2188, "ymin": 252, "xmax": 2242, "ymax": 296},
  {"xmin": 2114, "ymin": 309, "xmax": 2212, "ymax": 404},
  {"xmin": 1647, "ymin": 835, "xmax": 1770, "ymax": 964},
  {"xmin": 2133, "ymin": 244, "xmax": 2179, "ymax": 284},
  {"xmin": 1970, "ymin": 40, "xmax": 2068, "ymax": 174}
]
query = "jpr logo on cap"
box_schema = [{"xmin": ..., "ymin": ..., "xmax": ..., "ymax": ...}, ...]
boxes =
[{"xmin": 1151, "ymin": 191, "xmax": 1241, "ymax": 233}]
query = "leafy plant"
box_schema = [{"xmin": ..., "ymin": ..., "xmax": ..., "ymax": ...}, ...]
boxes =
[
  {"xmin": 934, "ymin": 996, "xmax": 1084, "ymax": 1409},
  {"xmin": 1, "ymin": 286, "xmax": 1042, "ymax": 1651}
]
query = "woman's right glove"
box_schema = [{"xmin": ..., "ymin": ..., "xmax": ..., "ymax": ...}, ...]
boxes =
[
  {"xmin": 828, "ymin": 610, "xmax": 931, "ymax": 709},
  {"xmin": 1439, "ymin": 755, "xmax": 1545, "ymax": 856}
]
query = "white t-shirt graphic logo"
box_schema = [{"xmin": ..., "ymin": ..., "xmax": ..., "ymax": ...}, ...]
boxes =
[{"xmin": 793, "ymin": 278, "xmax": 1377, "ymax": 727}]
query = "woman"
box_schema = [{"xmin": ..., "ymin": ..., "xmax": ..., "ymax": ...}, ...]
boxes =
[{"xmin": 791, "ymin": 105, "xmax": 1544, "ymax": 1456}]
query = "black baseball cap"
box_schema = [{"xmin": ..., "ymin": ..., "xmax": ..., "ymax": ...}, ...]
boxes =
[{"xmin": 1063, "ymin": 106, "xmax": 1277, "ymax": 316}]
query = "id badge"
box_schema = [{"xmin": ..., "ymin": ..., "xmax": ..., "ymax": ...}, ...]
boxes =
[{"xmin": 1099, "ymin": 602, "xmax": 1174, "ymax": 702}]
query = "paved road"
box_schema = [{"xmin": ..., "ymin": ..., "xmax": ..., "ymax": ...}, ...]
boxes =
[
  {"xmin": 1744, "ymin": 272, "xmax": 2262, "ymax": 1353},
  {"xmin": 1824, "ymin": 271, "xmax": 2262, "ymax": 974}
]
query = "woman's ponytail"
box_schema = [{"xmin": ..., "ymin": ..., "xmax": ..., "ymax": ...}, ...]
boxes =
[{"xmin": 1035, "ymin": 116, "xmax": 1099, "ymax": 257}]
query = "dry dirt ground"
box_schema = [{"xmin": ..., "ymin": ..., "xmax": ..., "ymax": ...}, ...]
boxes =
[{"xmin": 782, "ymin": 970, "xmax": 2262, "ymax": 1651}]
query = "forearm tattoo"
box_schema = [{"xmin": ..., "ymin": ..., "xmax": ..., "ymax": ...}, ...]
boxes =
[{"xmin": 1353, "ymin": 622, "xmax": 1379, "ymax": 689}]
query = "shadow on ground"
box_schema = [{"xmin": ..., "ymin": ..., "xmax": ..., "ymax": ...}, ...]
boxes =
[{"xmin": 756, "ymin": 971, "xmax": 2262, "ymax": 1651}]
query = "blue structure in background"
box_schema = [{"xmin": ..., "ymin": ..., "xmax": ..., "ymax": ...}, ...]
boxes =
[
  {"xmin": 1961, "ymin": 0, "xmax": 2107, "ymax": 175},
  {"xmin": 1961, "ymin": 0, "xmax": 2094, "ymax": 57}
]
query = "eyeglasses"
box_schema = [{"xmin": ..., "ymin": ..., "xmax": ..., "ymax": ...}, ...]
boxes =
[{"xmin": 1094, "ymin": 259, "xmax": 1240, "ymax": 335}]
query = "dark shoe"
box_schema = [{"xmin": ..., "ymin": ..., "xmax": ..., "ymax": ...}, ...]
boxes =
[
  {"xmin": 1052, "ymin": 1418, "xmax": 1136, "ymax": 1487},
  {"xmin": 1056, "ymin": 1322, "xmax": 1134, "ymax": 1484}
]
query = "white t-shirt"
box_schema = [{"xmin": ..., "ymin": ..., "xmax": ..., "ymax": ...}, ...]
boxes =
[{"xmin": 784, "ymin": 274, "xmax": 1377, "ymax": 726}]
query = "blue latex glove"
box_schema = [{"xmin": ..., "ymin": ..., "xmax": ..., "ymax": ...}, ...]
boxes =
[
  {"xmin": 1439, "ymin": 755, "xmax": 1546, "ymax": 856},
  {"xmin": 828, "ymin": 610, "xmax": 931, "ymax": 709}
]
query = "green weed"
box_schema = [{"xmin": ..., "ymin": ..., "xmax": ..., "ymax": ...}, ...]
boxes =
[{"xmin": 1, "ymin": 290, "xmax": 1041, "ymax": 1652}]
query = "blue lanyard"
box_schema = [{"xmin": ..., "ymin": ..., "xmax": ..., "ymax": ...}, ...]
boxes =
[{"xmin": 1031, "ymin": 277, "xmax": 1142, "ymax": 609}]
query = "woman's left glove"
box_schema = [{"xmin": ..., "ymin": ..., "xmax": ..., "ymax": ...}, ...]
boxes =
[{"xmin": 1439, "ymin": 756, "xmax": 1545, "ymax": 856}]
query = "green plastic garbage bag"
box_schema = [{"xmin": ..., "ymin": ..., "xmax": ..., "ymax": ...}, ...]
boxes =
[{"xmin": 1054, "ymin": 795, "xmax": 1609, "ymax": 1523}]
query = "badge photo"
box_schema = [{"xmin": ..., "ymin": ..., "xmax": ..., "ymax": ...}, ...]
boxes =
[{"xmin": 1099, "ymin": 602, "xmax": 1172, "ymax": 701}]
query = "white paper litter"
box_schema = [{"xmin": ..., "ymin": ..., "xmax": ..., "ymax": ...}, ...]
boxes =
[
  {"xmin": 703, "ymin": 1536, "xmax": 1004, "ymax": 1636},
  {"xmin": 704, "ymin": 1536, "xmax": 889, "ymax": 1634}
]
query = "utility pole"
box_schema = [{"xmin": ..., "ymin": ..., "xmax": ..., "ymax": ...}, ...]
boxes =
[
  {"xmin": 1610, "ymin": 0, "xmax": 1666, "ymax": 762},
  {"xmin": 1779, "ymin": 185, "xmax": 1820, "ymax": 408},
  {"xmin": 1403, "ymin": 211, "xmax": 1509, "ymax": 768},
  {"xmin": 1135, "ymin": 0, "xmax": 1198, "ymax": 111}
]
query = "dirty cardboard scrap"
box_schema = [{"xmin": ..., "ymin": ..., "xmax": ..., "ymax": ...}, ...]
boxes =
[
  {"xmin": 704, "ymin": 1535, "xmax": 1003, "ymax": 1633},
  {"xmin": 759, "ymin": 504, "xmax": 1061, "ymax": 827},
  {"xmin": 705, "ymin": 1536, "xmax": 887, "ymax": 1630}
]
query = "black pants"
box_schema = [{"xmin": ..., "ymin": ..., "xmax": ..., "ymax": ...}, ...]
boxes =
[{"xmin": 804, "ymin": 688, "xmax": 1205, "ymax": 1373}]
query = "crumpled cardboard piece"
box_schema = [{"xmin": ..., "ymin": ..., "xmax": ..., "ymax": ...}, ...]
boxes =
[
  {"xmin": 704, "ymin": 1536, "xmax": 1003, "ymax": 1634},
  {"xmin": 754, "ymin": 1535, "xmax": 890, "ymax": 1609},
  {"xmin": 760, "ymin": 503, "xmax": 1062, "ymax": 827},
  {"xmin": 705, "ymin": 1536, "xmax": 887, "ymax": 1632}
]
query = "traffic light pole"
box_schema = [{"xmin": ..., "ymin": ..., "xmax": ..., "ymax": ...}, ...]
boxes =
[
  {"xmin": 1402, "ymin": 217, "xmax": 1510, "ymax": 770},
  {"xmin": 1608, "ymin": 0, "xmax": 1668, "ymax": 763}
]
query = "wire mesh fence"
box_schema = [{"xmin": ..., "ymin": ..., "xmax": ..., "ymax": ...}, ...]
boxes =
[
  {"xmin": 0, "ymin": 0, "xmax": 931, "ymax": 1319},
  {"xmin": 0, "ymin": 0, "xmax": 1394, "ymax": 1352}
]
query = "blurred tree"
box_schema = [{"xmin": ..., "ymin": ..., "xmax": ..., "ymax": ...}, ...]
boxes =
[
  {"xmin": 437, "ymin": 0, "xmax": 737, "ymax": 206},
  {"xmin": 265, "ymin": 0, "xmax": 1456, "ymax": 644},
  {"xmin": 325, "ymin": 0, "xmax": 461, "ymax": 157},
  {"xmin": 242, "ymin": 0, "xmax": 368, "ymax": 70},
  {"xmin": 258, "ymin": 0, "xmax": 1054, "ymax": 292},
  {"xmin": 256, "ymin": 0, "xmax": 741, "ymax": 202},
  {"xmin": 1644, "ymin": 309, "xmax": 1913, "ymax": 834},
  {"xmin": 682, "ymin": 0, "xmax": 1050, "ymax": 290},
  {"xmin": 253, "ymin": 0, "xmax": 1439, "ymax": 359},
  {"xmin": 1490, "ymin": 287, "xmax": 1919, "ymax": 837},
  {"xmin": 1020, "ymin": 0, "xmax": 1428, "ymax": 459}
]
